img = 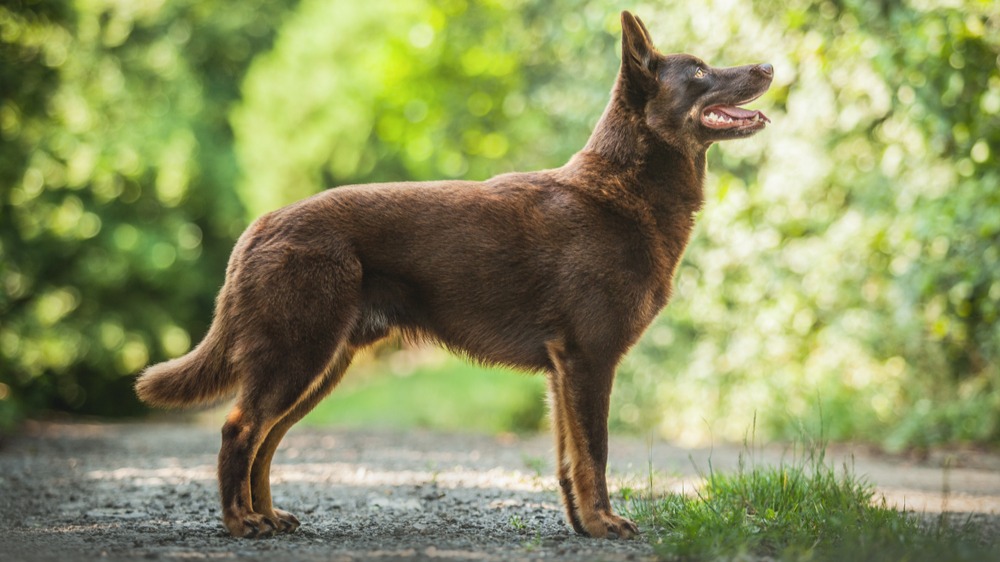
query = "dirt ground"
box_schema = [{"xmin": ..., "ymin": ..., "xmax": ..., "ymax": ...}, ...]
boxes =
[{"xmin": 2, "ymin": 420, "xmax": 998, "ymax": 562}]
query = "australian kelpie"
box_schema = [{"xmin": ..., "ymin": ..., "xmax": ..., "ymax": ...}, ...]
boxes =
[{"xmin": 136, "ymin": 11, "xmax": 772, "ymax": 539}]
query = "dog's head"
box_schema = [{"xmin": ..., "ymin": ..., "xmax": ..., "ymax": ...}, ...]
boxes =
[{"xmin": 618, "ymin": 11, "xmax": 772, "ymax": 153}]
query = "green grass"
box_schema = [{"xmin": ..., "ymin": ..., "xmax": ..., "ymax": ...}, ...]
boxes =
[
  {"xmin": 302, "ymin": 353, "xmax": 547, "ymax": 433},
  {"xmin": 624, "ymin": 441, "xmax": 996, "ymax": 561}
]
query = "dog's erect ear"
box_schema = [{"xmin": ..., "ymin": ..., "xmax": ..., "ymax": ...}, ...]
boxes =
[
  {"xmin": 620, "ymin": 11, "xmax": 657, "ymax": 78},
  {"xmin": 619, "ymin": 11, "xmax": 658, "ymax": 103}
]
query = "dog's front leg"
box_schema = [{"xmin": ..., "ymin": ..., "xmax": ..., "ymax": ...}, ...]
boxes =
[
  {"xmin": 546, "ymin": 341, "xmax": 638, "ymax": 539},
  {"xmin": 547, "ymin": 374, "xmax": 587, "ymax": 535}
]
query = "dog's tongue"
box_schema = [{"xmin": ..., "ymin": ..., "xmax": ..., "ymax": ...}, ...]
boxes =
[{"xmin": 716, "ymin": 105, "xmax": 768, "ymax": 121}]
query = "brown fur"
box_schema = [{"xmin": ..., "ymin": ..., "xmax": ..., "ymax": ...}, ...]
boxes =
[{"xmin": 136, "ymin": 11, "xmax": 772, "ymax": 539}]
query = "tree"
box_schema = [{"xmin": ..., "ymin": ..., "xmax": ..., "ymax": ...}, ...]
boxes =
[
  {"xmin": 0, "ymin": 0, "xmax": 295, "ymax": 423},
  {"xmin": 3, "ymin": 0, "xmax": 997, "ymax": 449}
]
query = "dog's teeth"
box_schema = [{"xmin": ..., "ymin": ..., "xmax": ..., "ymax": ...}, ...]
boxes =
[{"xmin": 722, "ymin": 115, "xmax": 733, "ymax": 123}]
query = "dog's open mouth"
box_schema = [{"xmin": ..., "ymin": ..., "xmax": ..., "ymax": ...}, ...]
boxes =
[{"xmin": 701, "ymin": 104, "xmax": 770, "ymax": 130}]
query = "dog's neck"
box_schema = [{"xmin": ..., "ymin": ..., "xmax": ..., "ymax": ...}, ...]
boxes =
[{"xmin": 566, "ymin": 86, "xmax": 707, "ymax": 215}]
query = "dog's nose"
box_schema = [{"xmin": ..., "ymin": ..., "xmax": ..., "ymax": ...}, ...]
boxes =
[{"xmin": 756, "ymin": 63, "xmax": 773, "ymax": 77}]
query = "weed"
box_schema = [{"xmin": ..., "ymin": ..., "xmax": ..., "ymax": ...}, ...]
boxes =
[
  {"xmin": 522, "ymin": 530, "xmax": 543, "ymax": 551},
  {"xmin": 522, "ymin": 454, "xmax": 546, "ymax": 479},
  {"xmin": 618, "ymin": 484, "xmax": 636, "ymax": 503}
]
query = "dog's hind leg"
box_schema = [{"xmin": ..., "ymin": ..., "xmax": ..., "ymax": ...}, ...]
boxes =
[
  {"xmin": 546, "ymin": 340, "xmax": 639, "ymax": 539},
  {"xmin": 219, "ymin": 399, "xmax": 283, "ymax": 538},
  {"xmin": 220, "ymin": 335, "xmax": 357, "ymax": 538},
  {"xmin": 218, "ymin": 249, "xmax": 362, "ymax": 538},
  {"xmin": 249, "ymin": 346, "xmax": 356, "ymax": 533}
]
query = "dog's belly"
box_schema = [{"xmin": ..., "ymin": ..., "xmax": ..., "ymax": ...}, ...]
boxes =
[
  {"xmin": 350, "ymin": 252, "xmax": 663, "ymax": 373},
  {"xmin": 352, "ymin": 266, "xmax": 556, "ymax": 371}
]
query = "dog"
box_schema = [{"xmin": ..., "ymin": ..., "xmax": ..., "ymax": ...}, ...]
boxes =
[{"xmin": 136, "ymin": 10, "xmax": 772, "ymax": 540}]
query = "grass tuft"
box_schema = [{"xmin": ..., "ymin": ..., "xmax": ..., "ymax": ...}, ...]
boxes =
[{"xmin": 624, "ymin": 437, "xmax": 996, "ymax": 561}]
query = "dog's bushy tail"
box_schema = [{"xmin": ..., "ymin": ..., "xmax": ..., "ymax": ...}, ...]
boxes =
[{"xmin": 135, "ymin": 319, "xmax": 237, "ymax": 408}]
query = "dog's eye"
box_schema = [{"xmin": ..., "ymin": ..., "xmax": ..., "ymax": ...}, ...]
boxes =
[{"xmin": 693, "ymin": 68, "xmax": 706, "ymax": 79}]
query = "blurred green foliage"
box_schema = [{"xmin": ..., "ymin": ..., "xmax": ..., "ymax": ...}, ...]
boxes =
[
  {"xmin": 619, "ymin": 0, "xmax": 1000, "ymax": 449},
  {"xmin": 303, "ymin": 352, "xmax": 547, "ymax": 434},
  {"xmin": 232, "ymin": 0, "xmax": 618, "ymax": 217},
  {"xmin": 2, "ymin": 0, "xmax": 997, "ymax": 449},
  {"xmin": 0, "ymin": 0, "xmax": 293, "ymax": 420}
]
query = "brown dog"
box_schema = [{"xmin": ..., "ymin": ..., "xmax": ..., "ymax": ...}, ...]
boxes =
[{"xmin": 136, "ymin": 11, "xmax": 772, "ymax": 540}]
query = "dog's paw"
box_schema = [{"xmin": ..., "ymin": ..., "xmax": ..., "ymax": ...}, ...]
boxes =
[
  {"xmin": 224, "ymin": 512, "xmax": 279, "ymax": 538},
  {"xmin": 581, "ymin": 511, "xmax": 639, "ymax": 540},
  {"xmin": 271, "ymin": 508, "xmax": 301, "ymax": 533}
]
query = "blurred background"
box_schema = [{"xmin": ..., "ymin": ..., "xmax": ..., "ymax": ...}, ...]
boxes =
[{"xmin": 1, "ymin": 0, "xmax": 997, "ymax": 450}]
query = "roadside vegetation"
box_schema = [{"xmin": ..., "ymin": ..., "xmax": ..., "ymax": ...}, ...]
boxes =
[
  {"xmin": 303, "ymin": 351, "xmax": 546, "ymax": 434},
  {"xmin": 623, "ymin": 433, "xmax": 998, "ymax": 561}
]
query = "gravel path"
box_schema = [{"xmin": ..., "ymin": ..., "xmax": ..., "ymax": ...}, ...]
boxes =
[{"xmin": 2, "ymin": 420, "xmax": 998, "ymax": 561}]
